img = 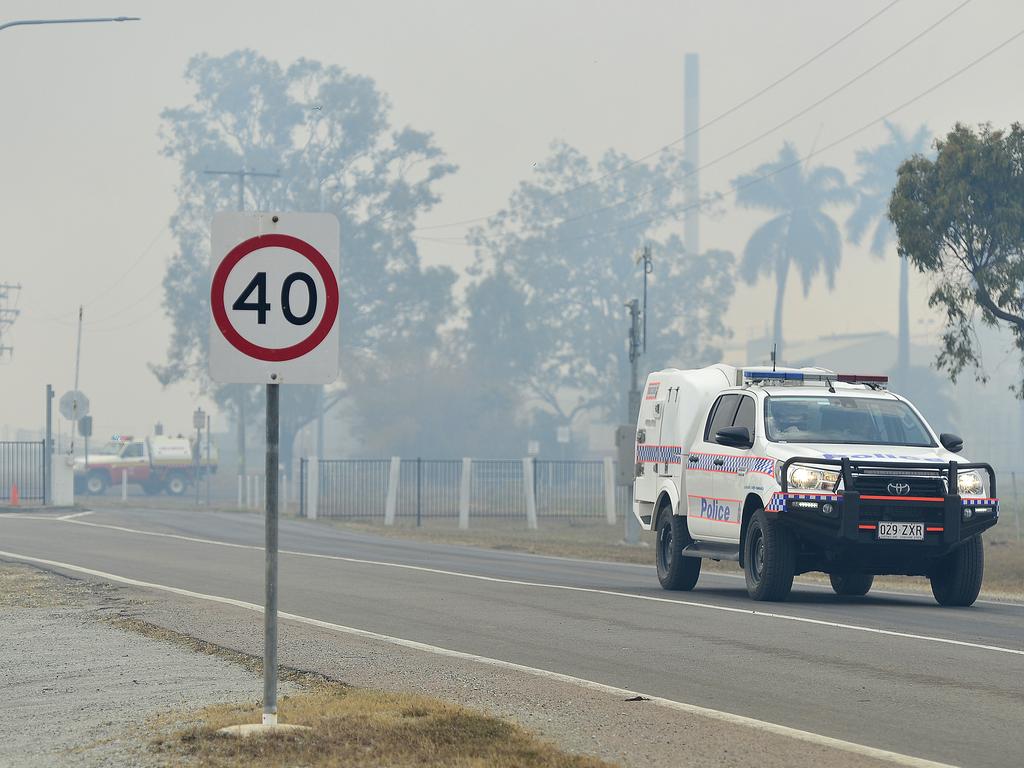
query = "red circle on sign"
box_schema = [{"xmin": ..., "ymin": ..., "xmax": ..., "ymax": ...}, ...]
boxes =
[{"xmin": 211, "ymin": 233, "xmax": 339, "ymax": 362}]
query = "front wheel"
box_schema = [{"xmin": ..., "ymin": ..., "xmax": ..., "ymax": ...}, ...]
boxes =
[
  {"xmin": 930, "ymin": 536, "xmax": 984, "ymax": 607},
  {"xmin": 830, "ymin": 572, "xmax": 874, "ymax": 596},
  {"xmin": 744, "ymin": 509, "xmax": 795, "ymax": 601},
  {"xmin": 84, "ymin": 471, "xmax": 108, "ymax": 496},
  {"xmin": 656, "ymin": 512, "xmax": 701, "ymax": 591}
]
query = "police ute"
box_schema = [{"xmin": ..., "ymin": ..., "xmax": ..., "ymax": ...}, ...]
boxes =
[{"xmin": 633, "ymin": 364, "xmax": 998, "ymax": 606}]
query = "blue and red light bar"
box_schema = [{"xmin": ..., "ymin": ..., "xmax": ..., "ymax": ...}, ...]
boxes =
[{"xmin": 742, "ymin": 370, "xmax": 888, "ymax": 386}]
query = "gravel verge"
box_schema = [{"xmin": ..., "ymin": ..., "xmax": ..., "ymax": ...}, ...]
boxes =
[{"xmin": 0, "ymin": 563, "xmax": 290, "ymax": 767}]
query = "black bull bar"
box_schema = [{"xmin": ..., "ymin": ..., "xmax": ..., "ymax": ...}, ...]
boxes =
[{"xmin": 779, "ymin": 457, "xmax": 997, "ymax": 544}]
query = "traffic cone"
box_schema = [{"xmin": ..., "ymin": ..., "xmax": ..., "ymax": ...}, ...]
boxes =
[{"xmin": 10, "ymin": 483, "xmax": 19, "ymax": 507}]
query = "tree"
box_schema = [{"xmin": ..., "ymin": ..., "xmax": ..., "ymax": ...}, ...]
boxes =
[
  {"xmin": 732, "ymin": 143, "xmax": 853, "ymax": 358},
  {"xmin": 464, "ymin": 141, "xmax": 734, "ymax": 446},
  {"xmin": 156, "ymin": 51, "xmax": 456, "ymax": 468},
  {"xmin": 847, "ymin": 121, "xmax": 931, "ymax": 383},
  {"xmin": 889, "ymin": 122, "xmax": 1024, "ymax": 392}
]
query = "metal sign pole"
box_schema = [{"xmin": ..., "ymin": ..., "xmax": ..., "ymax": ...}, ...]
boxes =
[{"xmin": 263, "ymin": 381, "xmax": 280, "ymax": 725}]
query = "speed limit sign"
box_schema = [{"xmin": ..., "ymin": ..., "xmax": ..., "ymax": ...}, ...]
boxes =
[{"xmin": 209, "ymin": 212, "xmax": 340, "ymax": 384}]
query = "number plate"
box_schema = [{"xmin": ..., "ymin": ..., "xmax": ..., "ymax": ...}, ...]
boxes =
[{"xmin": 877, "ymin": 522, "xmax": 924, "ymax": 540}]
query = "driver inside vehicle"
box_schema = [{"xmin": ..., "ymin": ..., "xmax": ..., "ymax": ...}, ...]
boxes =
[{"xmin": 767, "ymin": 402, "xmax": 813, "ymax": 438}]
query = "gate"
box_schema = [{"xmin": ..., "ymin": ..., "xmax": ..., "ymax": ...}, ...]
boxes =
[{"xmin": 0, "ymin": 441, "xmax": 46, "ymax": 503}]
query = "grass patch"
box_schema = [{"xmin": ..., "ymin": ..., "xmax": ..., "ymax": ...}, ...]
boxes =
[
  {"xmin": 154, "ymin": 685, "xmax": 612, "ymax": 768},
  {"xmin": 105, "ymin": 615, "xmax": 612, "ymax": 768}
]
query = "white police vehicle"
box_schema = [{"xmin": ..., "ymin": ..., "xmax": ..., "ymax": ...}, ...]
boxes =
[{"xmin": 633, "ymin": 364, "xmax": 998, "ymax": 606}]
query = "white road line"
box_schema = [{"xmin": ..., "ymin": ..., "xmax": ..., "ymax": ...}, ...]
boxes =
[
  {"xmin": 19, "ymin": 516, "xmax": 1024, "ymax": 657},
  {"xmin": 0, "ymin": 548, "xmax": 956, "ymax": 768},
  {"xmin": 56, "ymin": 510, "xmax": 94, "ymax": 521}
]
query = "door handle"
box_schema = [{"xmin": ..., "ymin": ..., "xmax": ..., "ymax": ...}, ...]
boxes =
[
  {"xmin": 688, "ymin": 456, "xmax": 700, "ymax": 463},
  {"xmin": 713, "ymin": 458, "xmax": 725, "ymax": 466}
]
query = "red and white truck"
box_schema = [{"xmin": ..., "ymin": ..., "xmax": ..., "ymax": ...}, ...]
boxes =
[{"xmin": 74, "ymin": 436, "xmax": 217, "ymax": 496}]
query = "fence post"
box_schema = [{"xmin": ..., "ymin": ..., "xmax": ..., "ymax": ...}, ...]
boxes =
[
  {"xmin": 416, "ymin": 457, "xmax": 422, "ymax": 527},
  {"xmin": 459, "ymin": 457, "xmax": 472, "ymax": 529},
  {"xmin": 1013, "ymin": 472, "xmax": 1021, "ymax": 542},
  {"xmin": 238, "ymin": 474, "xmax": 244, "ymax": 509},
  {"xmin": 281, "ymin": 473, "xmax": 288, "ymax": 514},
  {"xmin": 603, "ymin": 456, "xmax": 616, "ymax": 525},
  {"xmin": 522, "ymin": 457, "xmax": 538, "ymax": 530},
  {"xmin": 305, "ymin": 457, "xmax": 319, "ymax": 520},
  {"xmin": 384, "ymin": 456, "xmax": 400, "ymax": 526},
  {"xmin": 121, "ymin": 469, "xmax": 127, "ymax": 502}
]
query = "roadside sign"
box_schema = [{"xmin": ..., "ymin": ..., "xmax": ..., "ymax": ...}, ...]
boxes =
[
  {"xmin": 209, "ymin": 212, "xmax": 340, "ymax": 384},
  {"xmin": 59, "ymin": 389, "xmax": 89, "ymax": 420}
]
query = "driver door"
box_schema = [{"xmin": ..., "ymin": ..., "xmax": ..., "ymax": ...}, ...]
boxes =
[{"xmin": 687, "ymin": 394, "xmax": 739, "ymax": 539}]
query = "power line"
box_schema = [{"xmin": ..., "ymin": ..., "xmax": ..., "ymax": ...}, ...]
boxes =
[
  {"xmin": 417, "ymin": 23, "xmax": 1024, "ymax": 252},
  {"xmin": 412, "ymin": 0, "xmax": 903, "ymax": 233},
  {"xmin": 469, "ymin": 0, "xmax": 974, "ymax": 236}
]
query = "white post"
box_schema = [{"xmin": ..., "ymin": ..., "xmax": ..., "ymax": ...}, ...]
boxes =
[
  {"xmin": 306, "ymin": 457, "xmax": 319, "ymax": 520},
  {"xmin": 459, "ymin": 457, "xmax": 472, "ymax": 530},
  {"xmin": 255, "ymin": 475, "xmax": 262, "ymax": 509},
  {"xmin": 237, "ymin": 474, "xmax": 244, "ymax": 508},
  {"xmin": 247, "ymin": 474, "xmax": 254, "ymax": 509},
  {"xmin": 281, "ymin": 473, "xmax": 288, "ymax": 514},
  {"xmin": 603, "ymin": 456, "xmax": 616, "ymax": 525},
  {"xmin": 522, "ymin": 457, "xmax": 538, "ymax": 530},
  {"xmin": 121, "ymin": 469, "xmax": 127, "ymax": 501},
  {"xmin": 384, "ymin": 456, "xmax": 401, "ymax": 526}
]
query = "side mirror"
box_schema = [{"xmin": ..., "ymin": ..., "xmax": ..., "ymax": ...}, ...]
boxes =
[
  {"xmin": 716, "ymin": 426, "xmax": 752, "ymax": 449},
  {"xmin": 940, "ymin": 433, "xmax": 964, "ymax": 453}
]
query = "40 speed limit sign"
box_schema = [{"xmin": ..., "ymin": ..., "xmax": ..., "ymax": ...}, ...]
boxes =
[{"xmin": 209, "ymin": 212, "xmax": 340, "ymax": 384}]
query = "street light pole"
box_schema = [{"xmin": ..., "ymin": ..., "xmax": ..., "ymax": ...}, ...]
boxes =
[{"xmin": 0, "ymin": 17, "xmax": 140, "ymax": 32}]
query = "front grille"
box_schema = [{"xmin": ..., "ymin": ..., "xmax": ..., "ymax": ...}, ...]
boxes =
[
  {"xmin": 858, "ymin": 503, "xmax": 945, "ymax": 524},
  {"xmin": 852, "ymin": 474, "xmax": 946, "ymax": 497}
]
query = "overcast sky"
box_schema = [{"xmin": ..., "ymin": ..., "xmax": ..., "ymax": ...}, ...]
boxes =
[{"xmin": 3, "ymin": 0, "xmax": 1023, "ymax": 441}]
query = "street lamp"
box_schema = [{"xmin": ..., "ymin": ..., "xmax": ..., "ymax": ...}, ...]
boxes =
[{"xmin": 0, "ymin": 16, "xmax": 140, "ymax": 32}]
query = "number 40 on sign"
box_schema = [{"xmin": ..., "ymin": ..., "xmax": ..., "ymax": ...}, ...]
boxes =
[{"xmin": 209, "ymin": 212, "xmax": 340, "ymax": 385}]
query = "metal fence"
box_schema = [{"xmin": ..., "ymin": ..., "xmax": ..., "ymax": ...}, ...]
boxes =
[
  {"xmin": 303, "ymin": 458, "xmax": 629, "ymax": 521},
  {"xmin": 0, "ymin": 441, "xmax": 45, "ymax": 502}
]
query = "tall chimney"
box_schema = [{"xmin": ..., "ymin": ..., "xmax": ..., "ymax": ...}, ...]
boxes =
[{"xmin": 683, "ymin": 53, "xmax": 700, "ymax": 257}]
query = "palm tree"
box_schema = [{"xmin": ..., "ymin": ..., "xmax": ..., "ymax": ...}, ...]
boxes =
[
  {"xmin": 847, "ymin": 121, "xmax": 931, "ymax": 382},
  {"xmin": 733, "ymin": 143, "xmax": 853, "ymax": 359}
]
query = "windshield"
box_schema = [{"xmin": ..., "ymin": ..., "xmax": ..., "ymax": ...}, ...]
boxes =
[{"xmin": 764, "ymin": 396, "xmax": 935, "ymax": 446}]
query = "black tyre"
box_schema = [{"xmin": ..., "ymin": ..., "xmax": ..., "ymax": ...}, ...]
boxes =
[
  {"xmin": 744, "ymin": 509, "xmax": 796, "ymax": 601},
  {"xmin": 930, "ymin": 536, "xmax": 984, "ymax": 607},
  {"xmin": 829, "ymin": 572, "xmax": 874, "ymax": 597},
  {"xmin": 655, "ymin": 510, "xmax": 701, "ymax": 591},
  {"xmin": 84, "ymin": 471, "xmax": 108, "ymax": 496},
  {"xmin": 165, "ymin": 472, "xmax": 188, "ymax": 497}
]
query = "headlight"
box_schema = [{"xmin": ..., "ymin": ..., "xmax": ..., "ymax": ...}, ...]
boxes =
[
  {"xmin": 788, "ymin": 465, "xmax": 841, "ymax": 491},
  {"xmin": 958, "ymin": 470, "xmax": 984, "ymax": 497}
]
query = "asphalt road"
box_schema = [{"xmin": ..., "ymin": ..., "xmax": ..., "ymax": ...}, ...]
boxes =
[{"xmin": 2, "ymin": 506, "xmax": 1022, "ymax": 768}]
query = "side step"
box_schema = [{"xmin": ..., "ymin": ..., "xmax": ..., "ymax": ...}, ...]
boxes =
[{"xmin": 681, "ymin": 541, "xmax": 740, "ymax": 562}]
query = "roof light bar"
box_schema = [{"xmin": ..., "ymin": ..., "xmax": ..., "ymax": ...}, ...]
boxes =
[{"xmin": 742, "ymin": 370, "xmax": 888, "ymax": 387}]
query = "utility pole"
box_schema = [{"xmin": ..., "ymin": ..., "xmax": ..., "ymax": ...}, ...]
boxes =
[
  {"xmin": 0, "ymin": 283, "xmax": 21, "ymax": 362},
  {"xmin": 203, "ymin": 168, "xmax": 280, "ymax": 481},
  {"xmin": 624, "ymin": 298, "xmax": 643, "ymax": 545}
]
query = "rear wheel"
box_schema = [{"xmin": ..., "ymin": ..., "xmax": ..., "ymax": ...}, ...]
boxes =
[
  {"xmin": 744, "ymin": 509, "xmax": 795, "ymax": 601},
  {"xmin": 84, "ymin": 471, "xmax": 108, "ymax": 496},
  {"xmin": 165, "ymin": 472, "xmax": 188, "ymax": 497},
  {"xmin": 655, "ymin": 510, "xmax": 701, "ymax": 591},
  {"xmin": 829, "ymin": 572, "xmax": 874, "ymax": 596},
  {"xmin": 930, "ymin": 536, "xmax": 984, "ymax": 607}
]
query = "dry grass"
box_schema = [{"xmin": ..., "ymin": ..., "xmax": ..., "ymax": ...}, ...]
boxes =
[
  {"xmin": 153, "ymin": 685, "xmax": 613, "ymax": 768},
  {"xmin": 323, "ymin": 516, "xmax": 1024, "ymax": 599},
  {"xmin": 103, "ymin": 615, "xmax": 612, "ymax": 768}
]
